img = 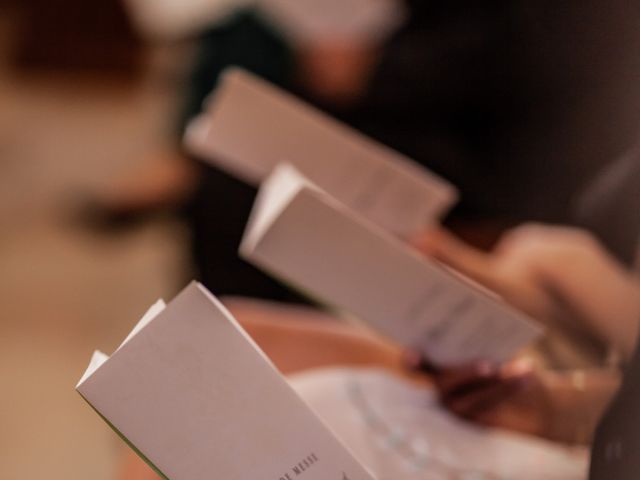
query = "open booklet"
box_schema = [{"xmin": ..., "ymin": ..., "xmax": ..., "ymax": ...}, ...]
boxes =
[
  {"xmin": 241, "ymin": 165, "xmax": 543, "ymax": 367},
  {"xmin": 184, "ymin": 67, "xmax": 458, "ymax": 237},
  {"xmin": 76, "ymin": 282, "xmax": 375, "ymax": 480},
  {"xmin": 290, "ymin": 368, "xmax": 588, "ymax": 480}
]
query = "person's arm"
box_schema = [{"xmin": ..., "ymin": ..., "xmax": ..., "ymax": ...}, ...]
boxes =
[
  {"xmin": 414, "ymin": 224, "xmax": 640, "ymax": 358},
  {"xmin": 514, "ymin": 230, "xmax": 640, "ymax": 359}
]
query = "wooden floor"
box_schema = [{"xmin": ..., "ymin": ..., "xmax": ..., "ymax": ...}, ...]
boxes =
[{"xmin": 0, "ymin": 13, "xmax": 190, "ymax": 480}]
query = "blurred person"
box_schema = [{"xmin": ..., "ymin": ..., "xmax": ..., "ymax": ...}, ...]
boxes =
[
  {"xmin": 573, "ymin": 144, "xmax": 640, "ymax": 268},
  {"xmin": 415, "ymin": 225, "xmax": 640, "ymax": 361},
  {"xmin": 117, "ymin": 150, "xmax": 640, "ymax": 477},
  {"xmin": 186, "ymin": 0, "xmax": 640, "ymax": 299},
  {"xmin": 405, "ymin": 149, "xmax": 640, "ymax": 444},
  {"xmin": 90, "ymin": 0, "xmax": 403, "ymax": 279},
  {"xmin": 230, "ymin": 212, "xmax": 640, "ymax": 453},
  {"xmin": 589, "ymin": 324, "xmax": 640, "ymax": 478},
  {"xmin": 122, "ymin": 0, "xmax": 251, "ymax": 40},
  {"xmin": 218, "ymin": 147, "xmax": 640, "ymax": 449},
  {"xmin": 99, "ymin": 0, "xmax": 391, "ymax": 218},
  {"xmin": 119, "ymin": 263, "xmax": 639, "ymax": 480},
  {"xmin": 167, "ymin": 0, "xmax": 406, "ymax": 299},
  {"xmin": 13, "ymin": 0, "xmax": 144, "ymax": 72},
  {"xmin": 412, "ymin": 148, "xmax": 640, "ymax": 367},
  {"xmin": 121, "ymin": 146, "xmax": 640, "ymax": 480},
  {"xmin": 303, "ymin": 0, "xmax": 640, "ymax": 223},
  {"xmin": 408, "ymin": 270, "xmax": 637, "ymax": 450},
  {"xmin": 95, "ymin": 0, "xmax": 640, "ymax": 299}
]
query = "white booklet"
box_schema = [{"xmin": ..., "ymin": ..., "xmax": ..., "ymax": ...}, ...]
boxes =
[
  {"xmin": 241, "ymin": 165, "xmax": 542, "ymax": 367},
  {"xmin": 76, "ymin": 282, "xmax": 375, "ymax": 480},
  {"xmin": 184, "ymin": 67, "xmax": 458, "ymax": 236}
]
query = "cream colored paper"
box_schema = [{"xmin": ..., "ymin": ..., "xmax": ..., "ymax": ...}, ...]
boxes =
[
  {"xmin": 77, "ymin": 283, "xmax": 375, "ymax": 480},
  {"xmin": 241, "ymin": 166, "xmax": 542, "ymax": 367},
  {"xmin": 185, "ymin": 68, "xmax": 458, "ymax": 236}
]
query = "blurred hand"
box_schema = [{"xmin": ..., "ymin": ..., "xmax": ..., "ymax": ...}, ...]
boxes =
[
  {"xmin": 411, "ymin": 225, "xmax": 557, "ymax": 321},
  {"xmin": 432, "ymin": 359, "xmax": 562, "ymax": 439},
  {"xmin": 296, "ymin": 42, "xmax": 378, "ymax": 105},
  {"xmin": 411, "ymin": 224, "xmax": 640, "ymax": 355},
  {"xmin": 420, "ymin": 357, "xmax": 623, "ymax": 444}
]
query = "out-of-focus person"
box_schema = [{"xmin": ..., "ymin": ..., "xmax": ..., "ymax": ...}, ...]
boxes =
[
  {"xmin": 413, "ymin": 148, "xmax": 640, "ymax": 367},
  {"xmin": 168, "ymin": 0, "xmax": 408, "ymax": 300},
  {"xmin": 96, "ymin": 0, "xmax": 640, "ymax": 300},
  {"xmin": 91, "ymin": 0, "xmax": 406, "ymax": 300},
  {"xmin": 408, "ymin": 148, "xmax": 640, "ymax": 444}
]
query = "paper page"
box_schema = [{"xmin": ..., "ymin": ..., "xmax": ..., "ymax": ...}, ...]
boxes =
[
  {"xmin": 184, "ymin": 67, "xmax": 458, "ymax": 236},
  {"xmin": 290, "ymin": 368, "xmax": 589, "ymax": 480},
  {"xmin": 76, "ymin": 351, "xmax": 110, "ymax": 388},
  {"xmin": 77, "ymin": 282, "xmax": 375, "ymax": 480},
  {"xmin": 241, "ymin": 174, "xmax": 542, "ymax": 367},
  {"xmin": 76, "ymin": 301, "xmax": 167, "ymax": 389},
  {"xmin": 242, "ymin": 164, "xmax": 313, "ymax": 253},
  {"xmin": 117, "ymin": 299, "xmax": 166, "ymax": 352}
]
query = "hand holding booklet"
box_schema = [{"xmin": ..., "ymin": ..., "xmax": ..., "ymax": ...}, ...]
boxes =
[
  {"xmin": 184, "ymin": 68, "xmax": 458, "ymax": 236},
  {"xmin": 76, "ymin": 283, "xmax": 375, "ymax": 480},
  {"xmin": 77, "ymin": 283, "xmax": 583, "ymax": 480},
  {"xmin": 241, "ymin": 165, "xmax": 543, "ymax": 367}
]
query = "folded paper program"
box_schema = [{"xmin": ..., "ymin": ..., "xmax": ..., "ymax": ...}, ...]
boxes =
[{"xmin": 77, "ymin": 282, "xmax": 375, "ymax": 480}]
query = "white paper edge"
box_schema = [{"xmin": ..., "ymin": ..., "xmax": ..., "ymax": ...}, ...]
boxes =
[
  {"xmin": 117, "ymin": 299, "xmax": 167, "ymax": 352},
  {"xmin": 240, "ymin": 164, "xmax": 314, "ymax": 254},
  {"xmin": 76, "ymin": 350, "xmax": 110, "ymax": 389},
  {"xmin": 76, "ymin": 299, "xmax": 167, "ymax": 389}
]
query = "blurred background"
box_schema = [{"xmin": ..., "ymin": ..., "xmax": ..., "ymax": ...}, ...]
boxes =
[
  {"xmin": 1, "ymin": 0, "xmax": 640, "ymax": 478},
  {"xmin": 0, "ymin": 0, "xmax": 192, "ymax": 478}
]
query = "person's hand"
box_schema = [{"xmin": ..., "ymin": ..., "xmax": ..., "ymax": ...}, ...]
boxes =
[
  {"xmin": 433, "ymin": 360, "xmax": 563, "ymax": 439},
  {"xmin": 296, "ymin": 42, "xmax": 378, "ymax": 106},
  {"xmin": 402, "ymin": 352, "xmax": 553, "ymax": 438},
  {"xmin": 404, "ymin": 350, "xmax": 620, "ymax": 443},
  {"xmin": 411, "ymin": 225, "xmax": 557, "ymax": 321},
  {"xmin": 412, "ymin": 224, "xmax": 640, "ymax": 355}
]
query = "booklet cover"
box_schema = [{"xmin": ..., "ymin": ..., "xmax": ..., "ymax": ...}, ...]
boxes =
[
  {"xmin": 184, "ymin": 67, "xmax": 458, "ymax": 236},
  {"xmin": 76, "ymin": 282, "xmax": 375, "ymax": 480},
  {"xmin": 241, "ymin": 165, "xmax": 542, "ymax": 367}
]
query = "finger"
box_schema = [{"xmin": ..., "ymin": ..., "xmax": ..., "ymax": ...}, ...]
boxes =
[
  {"xmin": 409, "ymin": 227, "xmax": 447, "ymax": 255},
  {"xmin": 401, "ymin": 350, "xmax": 440, "ymax": 375},
  {"xmin": 444, "ymin": 376, "xmax": 528, "ymax": 420},
  {"xmin": 410, "ymin": 230, "xmax": 513, "ymax": 309},
  {"xmin": 425, "ymin": 237, "xmax": 504, "ymax": 293},
  {"xmin": 439, "ymin": 359, "xmax": 534, "ymax": 401},
  {"xmin": 495, "ymin": 223, "xmax": 545, "ymax": 252},
  {"xmin": 430, "ymin": 231, "xmax": 490, "ymax": 271},
  {"xmin": 433, "ymin": 362, "xmax": 499, "ymax": 396},
  {"xmin": 501, "ymin": 358, "xmax": 535, "ymax": 379}
]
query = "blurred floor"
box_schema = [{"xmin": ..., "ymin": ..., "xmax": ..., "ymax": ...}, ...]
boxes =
[{"xmin": 0, "ymin": 13, "xmax": 190, "ymax": 480}]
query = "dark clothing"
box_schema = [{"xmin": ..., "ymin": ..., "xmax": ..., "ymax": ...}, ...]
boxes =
[
  {"xmin": 590, "ymin": 334, "xmax": 640, "ymax": 479},
  {"xmin": 178, "ymin": 12, "xmax": 294, "ymax": 137},
  {"xmin": 189, "ymin": 164, "xmax": 307, "ymax": 302},
  {"xmin": 343, "ymin": 0, "xmax": 640, "ymax": 221},
  {"xmin": 183, "ymin": 4, "xmax": 640, "ymax": 297},
  {"xmin": 574, "ymin": 150, "xmax": 640, "ymax": 267}
]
